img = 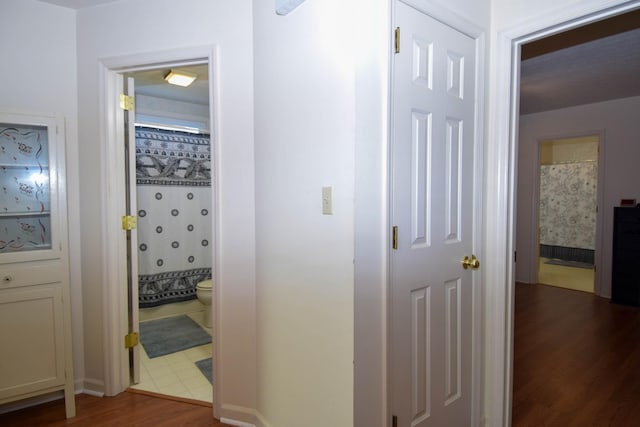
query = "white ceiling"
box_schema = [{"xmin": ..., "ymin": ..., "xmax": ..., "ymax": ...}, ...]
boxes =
[
  {"xmin": 130, "ymin": 65, "xmax": 210, "ymax": 106},
  {"xmin": 520, "ymin": 28, "xmax": 640, "ymax": 114}
]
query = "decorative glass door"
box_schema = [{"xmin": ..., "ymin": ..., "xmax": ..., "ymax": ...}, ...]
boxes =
[{"xmin": 0, "ymin": 122, "xmax": 52, "ymax": 253}]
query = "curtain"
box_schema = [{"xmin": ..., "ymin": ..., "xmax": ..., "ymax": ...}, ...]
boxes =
[
  {"xmin": 135, "ymin": 128, "xmax": 212, "ymax": 307},
  {"xmin": 539, "ymin": 162, "xmax": 596, "ymax": 255}
]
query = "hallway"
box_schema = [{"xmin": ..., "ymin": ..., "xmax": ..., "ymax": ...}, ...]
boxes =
[{"xmin": 513, "ymin": 282, "xmax": 640, "ymax": 426}]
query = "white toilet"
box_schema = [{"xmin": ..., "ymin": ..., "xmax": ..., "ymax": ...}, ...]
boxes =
[{"xmin": 196, "ymin": 279, "xmax": 213, "ymax": 328}]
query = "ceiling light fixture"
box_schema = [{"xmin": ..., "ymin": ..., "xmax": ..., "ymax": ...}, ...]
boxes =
[{"xmin": 164, "ymin": 70, "xmax": 197, "ymax": 87}]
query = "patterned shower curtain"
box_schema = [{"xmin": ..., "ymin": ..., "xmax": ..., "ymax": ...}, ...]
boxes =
[
  {"xmin": 135, "ymin": 128, "xmax": 212, "ymax": 307},
  {"xmin": 539, "ymin": 162, "xmax": 596, "ymax": 262}
]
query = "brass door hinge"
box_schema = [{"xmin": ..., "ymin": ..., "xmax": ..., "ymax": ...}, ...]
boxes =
[
  {"xmin": 392, "ymin": 226, "xmax": 398, "ymax": 250},
  {"xmin": 394, "ymin": 27, "xmax": 400, "ymax": 54},
  {"xmin": 122, "ymin": 215, "xmax": 137, "ymax": 230},
  {"xmin": 124, "ymin": 332, "xmax": 139, "ymax": 349},
  {"xmin": 120, "ymin": 94, "xmax": 134, "ymax": 111}
]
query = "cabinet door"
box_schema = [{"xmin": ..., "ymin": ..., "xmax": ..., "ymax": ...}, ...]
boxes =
[
  {"xmin": 0, "ymin": 284, "xmax": 66, "ymax": 400},
  {"xmin": 0, "ymin": 112, "xmax": 64, "ymax": 264}
]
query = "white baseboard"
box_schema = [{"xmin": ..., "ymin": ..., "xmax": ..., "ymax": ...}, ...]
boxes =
[
  {"xmin": 0, "ymin": 392, "xmax": 63, "ymax": 414},
  {"xmin": 254, "ymin": 410, "xmax": 272, "ymax": 427},
  {"xmin": 220, "ymin": 418, "xmax": 256, "ymax": 427},
  {"xmin": 79, "ymin": 388, "xmax": 104, "ymax": 397},
  {"xmin": 219, "ymin": 403, "xmax": 260, "ymax": 427},
  {"xmin": 0, "ymin": 378, "xmax": 108, "ymax": 415},
  {"xmin": 81, "ymin": 378, "xmax": 105, "ymax": 397}
]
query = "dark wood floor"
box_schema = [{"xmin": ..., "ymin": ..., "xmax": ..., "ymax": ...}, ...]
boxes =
[
  {"xmin": 4, "ymin": 284, "xmax": 639, "ymax": 426},
  {"xmin": 513, "ymin": 282, "xmax": 640, "ymax": 426},
  {"xmin": 0, "ymin": 390, "xmax": 233, "ymax": 426}
]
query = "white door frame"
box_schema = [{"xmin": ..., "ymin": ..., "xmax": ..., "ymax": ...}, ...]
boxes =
[
  {"xmin": 487, "ymin": 1, "xmax": 639, "ymax": 425},
  {"xmin": 97, "ymin": 45, "xmax": 221, "ymax": 416}
]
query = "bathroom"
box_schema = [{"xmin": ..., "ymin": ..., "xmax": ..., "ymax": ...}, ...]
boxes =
[{"xmin": 127, "ymin": 64, "xmax": 214, "ymax": 402}]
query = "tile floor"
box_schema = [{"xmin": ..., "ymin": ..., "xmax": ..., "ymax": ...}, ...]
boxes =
[
  {"xmin": 129, "ymin": 311, "xmax": 213, "ymax": 403},
  {"xmin": 538, "ymin": 257, "xmax": 594, "ymax": 293}
]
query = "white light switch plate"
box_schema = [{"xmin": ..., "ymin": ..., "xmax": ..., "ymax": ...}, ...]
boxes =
[{"xmin": 322, "ymin": 186, "xmax": 333, "ymax": 215}]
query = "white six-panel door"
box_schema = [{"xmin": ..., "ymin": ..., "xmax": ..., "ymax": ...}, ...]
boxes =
[{"xmin": 391, "ymin": 2, "xmax": 479, "ymax": 426}]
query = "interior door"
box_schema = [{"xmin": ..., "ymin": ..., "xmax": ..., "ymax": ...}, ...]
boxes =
[
  {"xmin": 123, "ymin": 75, "xmax": 140, "ymax": 384},
  {"xmin": 390, "ymin": 1, "xmax": 480, "ymax": 426}
]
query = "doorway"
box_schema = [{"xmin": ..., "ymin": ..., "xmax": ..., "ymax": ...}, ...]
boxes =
[
  {"xmin": 536, "ymin": 135, "xmax": 598, "ymax": 293},
  {"xmin": 98, "ymin": 48, "xmax": 220, "ymax": 409},
  {"xmin": 125, "ymin": 64, "xmax": 214, "ymax": 403},
  {"xmin": 508, "ymin": 5, "xmax": 640, "ymax": 425}
]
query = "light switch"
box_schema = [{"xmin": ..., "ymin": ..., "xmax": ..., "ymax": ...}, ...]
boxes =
[{"xmin": 322, "ymin": 186, "xmax": 333, "ymax": 215}]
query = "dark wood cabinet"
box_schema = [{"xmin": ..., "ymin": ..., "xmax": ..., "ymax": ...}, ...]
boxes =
[{"xmin": 611, "ymin": 207, "xmax": 640, "ymax": 306}]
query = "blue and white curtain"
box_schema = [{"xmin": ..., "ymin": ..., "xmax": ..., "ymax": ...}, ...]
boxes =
[{"xmin": 135, "ymin": 128, "xmax": 212, "ymax": 307}]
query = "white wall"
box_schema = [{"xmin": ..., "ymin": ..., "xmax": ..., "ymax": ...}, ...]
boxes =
[
  {"xmin": 430, "ymin": 0, "xmax": 491, "ymax": 27},
  {"xmin": 135, "ymin": 94, "xmax": 210, "ymax": 132},
  {"xmin": 76, "ymin": 0, "xmax": 256, "ymax": 418},
  {"xmin": 353, "ymin": 0, "xmax": 390, "ymax": 425},
  {"xmin": 493, "ymin": 0, "xmax": 596, "ymax": 26},
  {"xmin": 0, "ymin": 0, "xmax": 85, "ymax": 393},
  {"xmin": 516, "ymin": 96, "xmax": 640, "ymax": 297},
  {"xmin": 253, "ymin": 1, "xmax": 355, "ymax": 425},
  {"xmin": 492, "ymin": 0, "xmax": 637, "ymax": 33}
]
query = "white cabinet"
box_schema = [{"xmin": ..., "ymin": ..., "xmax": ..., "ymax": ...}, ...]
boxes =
[{"xmin": 0, "ymin": 112, "xmax": 74, "ymax": 418}]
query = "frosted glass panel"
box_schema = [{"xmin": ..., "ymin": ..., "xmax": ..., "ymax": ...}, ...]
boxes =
[{"xmin": 0, "ymin": 123, "xmax": 51, "ymax": 252}]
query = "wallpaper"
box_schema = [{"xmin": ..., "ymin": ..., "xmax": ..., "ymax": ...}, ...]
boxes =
[
  {"xmin": 135, "ymin": 128, "xmax": 212, "ymax": 307},
  {"xmin": 539, "ymin": 162, "xmax": 596, "ymax": 251}
]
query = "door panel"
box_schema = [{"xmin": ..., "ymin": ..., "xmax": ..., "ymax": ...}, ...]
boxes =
[
  {"xmin": 0, "ymin": 285, "xmax": 65, "ymax": 398},
  {"xmin": 391, "ymin": 2, "xmax": 478, "ymax": 426}
]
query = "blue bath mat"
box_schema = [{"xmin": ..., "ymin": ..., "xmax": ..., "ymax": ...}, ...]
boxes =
[
  {"xmin": 195, "ymin": 357, "xmax": 213, "ymax": 384},
  {"xmin": 139, "ymin": 315, "xmax": 211, "ymax": 358}
]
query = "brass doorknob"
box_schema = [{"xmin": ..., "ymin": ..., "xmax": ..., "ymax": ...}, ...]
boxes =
[{"xmin": 462, "ymin": 255, "xmax": 480, "ymax": 270}]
